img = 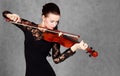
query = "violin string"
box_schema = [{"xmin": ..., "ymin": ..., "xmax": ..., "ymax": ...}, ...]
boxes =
[
  {"xmin": 63, "ymin": 33, "xmax": 79, "ymax": 39},
  {"xmin": 45, "ymin": 29, "xmax": 80, "ymax": 38},
  {"xmin": 62, "ymin": 35, "xmax": 79, "ymax": 43}
]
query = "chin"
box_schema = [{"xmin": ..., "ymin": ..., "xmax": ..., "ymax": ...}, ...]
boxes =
[
  {"xmin": 51, "ymin": 28, "xmax": 54, "ymax": 30},
  {"xmin": 49, "ymin": 28, "xmax": 54, "ymax": 30}
]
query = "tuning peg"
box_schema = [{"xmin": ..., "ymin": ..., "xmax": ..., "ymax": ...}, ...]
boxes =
[
  {"xmin": 90, "ymin": 47, "xmax": 93, "ymax": 49},
  {"xmin": 92, "ymin": 50, "xmax": 95, "ymax": 52},
  {"xmin": 89, "ymin": 54, "xmax": 92, "ymax": 57},
  {"xmin": 86, "ymin": 51, "xmax": 88, "ymax": 53},
  {"xmin": 92, "ymin": 51, "xmax": 98, "ymax": 57}
]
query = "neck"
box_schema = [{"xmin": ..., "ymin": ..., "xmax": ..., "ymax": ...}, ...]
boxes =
[
  {"xmin": 38, "ymin": 22, "xmax": 44, "ymax": 27},
  {"xmin": 38, "ymin": 23, "xmax": 47, "ymax": 32}
]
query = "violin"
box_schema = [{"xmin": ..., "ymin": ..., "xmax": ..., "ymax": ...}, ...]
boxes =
[
  {"xmin": 42, "ymin": 30, "xmax": 98, "ymax": 57},
  {"xmin": 4, "ymin": 14, "xmax": 98, "ymax": 57}
]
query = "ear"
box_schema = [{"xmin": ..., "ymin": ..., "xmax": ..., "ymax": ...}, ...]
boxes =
[{"xmin": 42, "ymin": 15, "xmax": 45, "ymax": 21}]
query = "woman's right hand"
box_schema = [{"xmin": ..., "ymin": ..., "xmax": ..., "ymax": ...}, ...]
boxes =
[{"xmin": 6, "ymin": 14, "xmax": 21, "ymax": 23}]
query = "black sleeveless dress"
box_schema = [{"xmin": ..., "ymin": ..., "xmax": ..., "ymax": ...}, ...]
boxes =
[{"xmin": 3, "ymin": 11, "xmax": 76, "ymax": 76}]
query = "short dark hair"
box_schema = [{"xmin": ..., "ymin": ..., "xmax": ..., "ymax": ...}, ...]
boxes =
[{"xmin": 42, "ymin": 3, "xmax": 60, "ymax": 17}]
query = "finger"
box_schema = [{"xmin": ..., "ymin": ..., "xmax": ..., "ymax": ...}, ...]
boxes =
[
  {"xmin": 15, "ymin": 17, "xmax": 19, "ymax": 23},
  {"xmin": 13, "ymin": 16, "xmax": 17, "ymax": 22},
  {"xmin": 84, "ymin": 43, "xmax": 88, "ymax": 49},
  {"xmin": 58, "ymin": 32, "xmax": 63, "ymax": 36},
  {"xmin": 15, "ymin": 16, "xmax": 21, "ymax": 22},
  {"xmin": 81, "ymin": 40, "xmax": 84, "ymax": 43},
  {"xmin": 80, "ymin": 40, "xmax": 84, "ymax": 45},
  {"xmin": 13, "ymin": 14, "xmax": 20, "ymax": 22},
  {"xmin": 12, "ymin": 15, "xmax": 17, "ymax": 21},
  {"xmin": 10, "ymin": 16, "xmax": 14, "ymax": 21},
  {"xmin": 18, "ymin": 17, "xmax": 21, "ymax": 22},
  {"xmin": 16, "ymin": 17, "xmax": 21, "ymax": 23},
  {"xmin": 6, "ymin": 14, "xmax": 12, "ymax": 19}
]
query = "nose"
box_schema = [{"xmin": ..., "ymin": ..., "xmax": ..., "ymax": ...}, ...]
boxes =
[{"xmin": 52, "ymin": 22, "xmax": 57, "ymax": 27}]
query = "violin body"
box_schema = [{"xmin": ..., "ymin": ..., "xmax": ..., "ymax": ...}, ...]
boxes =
[{"xmin": 42, "ymin": 31, "xmax": 77, "ymax": 48}]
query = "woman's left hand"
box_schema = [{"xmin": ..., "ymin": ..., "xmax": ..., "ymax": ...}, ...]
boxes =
[{"xmin": 71, "ymin": 40, "xmax": 88, "ymax": 52}]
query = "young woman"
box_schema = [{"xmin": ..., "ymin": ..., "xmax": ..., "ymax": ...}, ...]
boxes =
[{"xmin": 2, "ymin": 3, "xmax": 88, "ymax": 76}]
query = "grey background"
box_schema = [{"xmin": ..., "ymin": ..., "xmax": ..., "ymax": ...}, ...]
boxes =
[{"xmin": 0, "ymin": 0, "xmax": 120, "ymax": 76}]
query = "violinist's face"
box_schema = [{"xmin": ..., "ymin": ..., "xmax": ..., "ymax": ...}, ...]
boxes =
[{"xmin": 42, "ymin": 13, "xmax": 60, "ymax": 30}]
